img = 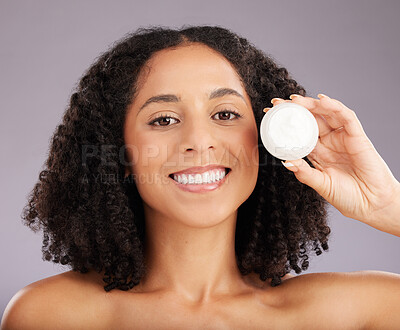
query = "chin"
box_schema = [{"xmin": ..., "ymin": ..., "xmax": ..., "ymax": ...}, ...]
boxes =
[{"xmin": 168, "ymin": 206, "xmax": 236, "ymax": 229}]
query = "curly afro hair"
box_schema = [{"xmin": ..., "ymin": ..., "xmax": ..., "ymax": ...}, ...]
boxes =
[{"xmin": 22, "ymin": 24, "xmax": 330, "ymax": 292}]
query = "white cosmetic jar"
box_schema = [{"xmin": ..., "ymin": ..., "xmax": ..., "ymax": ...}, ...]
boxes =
[{"xmin": 260, "ymin": 102, "xmax": 319, "ymax": 161}]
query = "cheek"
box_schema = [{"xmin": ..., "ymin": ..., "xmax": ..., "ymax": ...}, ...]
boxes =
[
  {"xmin": 231, "ymin": 125, "xmax": 259, "ymax": 170},
  {"xmin": 127, "ymin": 132, "xmax": 165, "ymax": 176}
]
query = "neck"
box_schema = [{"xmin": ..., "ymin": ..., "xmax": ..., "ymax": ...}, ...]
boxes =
[{"xmin": 138, "ymin": 205, "xmax": 249, "ymax": 304}]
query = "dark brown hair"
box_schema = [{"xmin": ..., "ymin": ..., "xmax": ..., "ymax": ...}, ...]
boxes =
[{"xmin": 22, "ymin": 25, "xmax": 330, "ymax": 292}]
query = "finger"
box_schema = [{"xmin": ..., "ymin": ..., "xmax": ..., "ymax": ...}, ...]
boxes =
[
  {"xmin": 290, "ymin": 94, "xmax": 366, "ymax": 137},
  {"xmin": 281, "ymin": 158, "xmax": 328, "ymax": 196},
  {"xmin": 319, "ymin": 114, "xmax": 344, "ymax": 131},
  {"xmin": 314, "ymin": 114, "xmax": 332, "ymax": 137},
  {"xmin": 271, "ymin": 98, "xmax": 291, "ymax": 106},
  {"xmin": 265, "ymin": 97, "xmax": 294, "ymax": 112},
  {"xmin": 307, "ymin": 153, "xmax": 325, "ymax": 171},
  {"xmin": 311, "ymin": 136, "xmax": 351, "ymax": 166},
  {"xmin": 308, "ymin": 142, "xmax": 340, "ymax": 168}
]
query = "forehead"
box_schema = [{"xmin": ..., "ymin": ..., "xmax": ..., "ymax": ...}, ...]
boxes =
[{"xmin": 135, "ymin": 43, "xmax": 246, "ymax": 95}]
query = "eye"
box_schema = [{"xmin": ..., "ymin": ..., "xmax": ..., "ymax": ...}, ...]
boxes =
[
  {"xmin": 213, "ymin": 109, "xmax": 242, "ymax": 121},
  {"xmin": 148, "ymin": 109, "xmax": 242, "ymax": 127},
  {"xmin": 148, "ymin": 114, "xmax": 179, "ymax": 127}
]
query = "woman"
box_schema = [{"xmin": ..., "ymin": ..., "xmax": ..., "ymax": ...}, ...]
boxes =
[{"xmin": 2, "ymin": 25, "xmax": 400, "ymax": 329}]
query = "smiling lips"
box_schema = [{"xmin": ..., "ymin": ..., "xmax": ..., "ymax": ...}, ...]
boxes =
[
  {"xmin": 169, "ymin": 165, "xmax": 231, "ymax": 193},
  {"xmin": 170, "ymin": 164, "xmax": 229, "ymax": 176}
]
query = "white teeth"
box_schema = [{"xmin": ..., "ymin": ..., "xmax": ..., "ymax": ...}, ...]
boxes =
[
  {"xmin": 202, "ymin": 172, "xmax": 210, "ymax": 183},
  {"xmin": 172, "ymin": 169, "xmax": 227, "ymax": 185},
  {"xmin": 194, "ymin": 174, "xmax": 202, "ymax": 184},
  {"xmin": 210, "ymin": 171, "xmax": 215, "ymax": 182}
]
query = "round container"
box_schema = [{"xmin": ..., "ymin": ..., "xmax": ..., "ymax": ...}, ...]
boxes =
[{"xmin": 260, "ymin": 103, "xmax": 319, "ymax": 161}]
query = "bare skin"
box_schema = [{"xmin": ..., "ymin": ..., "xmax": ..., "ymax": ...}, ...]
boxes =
[
  {"xmin": 3, "ymin": 269, "xmax": 400, "ymax": 329},
  {"xmin": 121, "ymin": 43, "xmax": 260, "ymax": 306},
  {"xmin": 2, "ymin": 43, "xmax": 400, "ymax": 329}
]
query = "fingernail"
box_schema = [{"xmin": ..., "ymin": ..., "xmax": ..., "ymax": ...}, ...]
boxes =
[
  {"xmin": 317, "ymin": 93, "xmax": 329, "ymax": 99},
  {"xmin": 271, "ymin": 98, "xmax": 284, "ymax": 103},
  {"xmin": 289, "ymin": 94, "xmax": 302, "ymax": 100},
  {"xmin": 263, "ymin": 107, "xmax": 271, "ymax": 113},
  {"xmin": 281, "ymin": 161, "xmax": 298, "ymax": 172}
]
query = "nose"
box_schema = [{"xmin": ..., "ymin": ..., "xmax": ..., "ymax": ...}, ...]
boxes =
[{"xmin": 178, "ymin": 114, "xmax": 217, "ymax": 155}]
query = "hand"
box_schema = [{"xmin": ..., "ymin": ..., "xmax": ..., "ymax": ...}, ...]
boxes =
[{"xmin": 265, "ymin": 94, "xmax": 400, "ymax": 235}]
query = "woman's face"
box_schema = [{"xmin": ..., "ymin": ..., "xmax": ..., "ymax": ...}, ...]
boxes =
[{"xmin": 124, "ymin": 43, "xmax": 259, "ymax": 227}]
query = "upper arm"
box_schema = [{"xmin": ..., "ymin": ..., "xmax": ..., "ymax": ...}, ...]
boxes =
[{"xmin": 350, "ymin": 270, "xmax": 400, "ymax": 328}]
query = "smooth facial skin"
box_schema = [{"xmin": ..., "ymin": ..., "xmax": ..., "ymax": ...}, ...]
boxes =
[{"xmin": 123, "ymin": 43, "xmax": 259, "ymax": 304}]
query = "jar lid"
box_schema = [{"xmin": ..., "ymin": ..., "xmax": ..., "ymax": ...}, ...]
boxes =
[{"xmin": 260, "ymin": 102, "xmax": 319, "ymax": 161}]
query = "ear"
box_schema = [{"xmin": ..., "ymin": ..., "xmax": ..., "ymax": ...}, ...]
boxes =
[
  {"xmin": 123, "ymin": 145, "xmax": 134, "ymax": 178},
  {"xmin": 124, "ymin": 165, "xmax": 131, "ymax": 178}
]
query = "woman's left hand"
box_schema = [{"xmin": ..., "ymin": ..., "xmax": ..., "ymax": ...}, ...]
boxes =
[{"xmin": 267, "ymin": 94, "xmax": 400, "ymax": 236}]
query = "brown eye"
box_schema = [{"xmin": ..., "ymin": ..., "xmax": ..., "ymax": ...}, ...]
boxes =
[
  {"xmin": 149, "ymin": 115, "xmax": 179, "ymax": 127},
  {"xmin": 214, "ymin": 110, "xmax": 242, "ymax": 121},
  {"xmin": 148, "ymin": 110, "xmax": 242, "ymax": 128}
]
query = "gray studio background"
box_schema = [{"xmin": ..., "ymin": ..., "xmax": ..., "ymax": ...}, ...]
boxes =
[{"xmin": 1, "ymin": 0, "xmax": 399, "ymax": 317}]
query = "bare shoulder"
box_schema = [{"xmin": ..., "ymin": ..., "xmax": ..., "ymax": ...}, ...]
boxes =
[
  {"xmin": 1, "ymin": 270, "xmax": 110, "ymax": 330},
  {"xmin": 278, "ymin": 270, "xmax": 400, "ymax": 329}
]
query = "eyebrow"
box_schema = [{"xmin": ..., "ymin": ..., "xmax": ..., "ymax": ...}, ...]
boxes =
[{"xmin": 138, "ymin": 87, "xmax": 246, "ymax": 113}]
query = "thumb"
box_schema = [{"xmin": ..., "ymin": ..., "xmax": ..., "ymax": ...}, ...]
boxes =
[{"xmin": 281, "ymin": 159, "xmax": 327, "ymax": 195}]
